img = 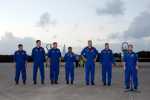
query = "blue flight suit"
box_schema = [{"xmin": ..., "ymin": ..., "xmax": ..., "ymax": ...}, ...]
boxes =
[
  {"xmin": 48, "ymin": 48, "xmax": 61, "ymax": 81},
  {"xmin": 32, "ymin": 47, "xmax": 45, "ymax": 82},
  {"xmin": 123, "ymin": 51, "xmax": 138, "ymax": 89},
  {"xmin": 81, "ymin": 47, "xmax": 98, "ymax": 85},
  {"xmin": 100, "ymin": 49, "xmax": 115, "ymax": 85},
  {"xmin": 64, "ymin": 52, "xmax": 76, "ymax": 82},
  {"xmin": 14, "ymin": 50, "xmax": 27, "ymax": 82}
]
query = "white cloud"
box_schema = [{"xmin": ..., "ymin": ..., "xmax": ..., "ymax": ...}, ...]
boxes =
[
  {"xmin": 107, "ymin": 11, "xmax": 150, "ymax": 51},
  {"xmin": 37, "ymin": 12, "xmax": 56, "ymax": 31},
  {"xmin": 0, "ymin": 32, "xmax": 36, "ymax": 55},
  {"xmin": 96, "ymin": 0, "xmax": 125, "ymax": 16},
  {"xmin": 0, "ymin": 32, "xmax": 70, "ymax": 55},
  {"xmin": 124, "ymin": 11, "xmax": 150, "ymax": 38}
]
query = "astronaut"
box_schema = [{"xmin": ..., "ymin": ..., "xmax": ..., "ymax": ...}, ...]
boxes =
[
  {"xmin": 64, "ymin": 47, "xmax": 76, "ymax": 85},
  {"xmin": 32, "ymin": 40, "xmax": 45, "ymax": 85},
  {"xmin": 100, "ymin": 43, "xmax": 115, "ymax": 86},
  {"xmin": 123, "ymin": 44, "xmax": 139, "ymax": 90},
  {"xmin": 81, "ymin": 40, "xmax": 98, "ymax": 85},
  {"xmin": 48, "ymin": 42, "xmax": 61, "ymax": 84},
  {"xmin": 14, "ymin": 44, "xmax": 27, "ymax": 85}
]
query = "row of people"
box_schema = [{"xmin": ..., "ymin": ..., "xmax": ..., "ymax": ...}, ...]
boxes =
[{"xmin": 14, "ymin": 40, "xmax": 139, "ymax": 91}]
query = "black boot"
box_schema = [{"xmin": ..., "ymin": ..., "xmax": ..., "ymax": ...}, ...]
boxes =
[
  {"xmin": 55, "ymin": 80, "xmax": 58, "ymax": 84},
  {"xmin": 125, "ymin": 86, "xmax": 130, "ymax": 90},
  {"xmin": 134, "ymin": 87, "xmax": 138, "ymax": 90},
  {"xmin": 103, "ymin": 82, "xmax": 106, "ymax": 86},
  {"xmin": 91, "ymin": 81, "xmax": 95, "ymax": 85},
  {"xmin": 33, "ymin": 81, "xmax": 37, "ymax": 85},
  {"xmin": 23, "ymin": 80, "xmax": 26, "ymax": 85},
  {"xmin": 71, "ymin": 80, "xmax": 74, "ymax": 85},
  {"xmin": 66, "ymin": 80, "xmax": 69, "ymax": 84},
  {"xmin": 51, "ymin": 80, "xmax": 54, "ymax": 84},
  {"xmin": 86, "ymin": 82, "xmax": 89, "ymax": 86},
  {"xmin": 107, "ymin": 83, "xmax": 111, "ymax": 86},
  {"xmin": 41, "ymin": 80, "xmax": 44, "ymax": 85},
  {"xmin": 15, "ymin": 80, "xmax": 19, "ymax": 85}
]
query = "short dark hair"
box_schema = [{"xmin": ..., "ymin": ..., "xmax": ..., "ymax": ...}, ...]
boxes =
[
  {"xmin": 18, "ymin": 44, "xmax": 23, "ymax": 47},
  {"xmin": 36, "ymin": 40, "xmax": 41, "ymax": 43},
  {"xmin": 68, "ymin": 47, "xmax": 72, "ymax": 50},
  {"xmin": 88, "ymin": 40, "xmax": 92, "ymax": 42},
  {"xmin": 128, "ymin": 44, "xmax": 133, "ymax": 48},
  {"xmin": 105, "ymin": 43, "xmax": 109, "ymax": 45},
  {"xmin": 53, "ymin": 42, "xmax": 57, "ymax": 45}
]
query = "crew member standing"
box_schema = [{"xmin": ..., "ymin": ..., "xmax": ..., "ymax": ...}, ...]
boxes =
[
  {"xmin": 14, "ymin": 44, "xmax": 27, "ymax": 85},
  {"xmin": 64, "ymin": 47, "xmax": 76, "ymax": 85},
  {"xmin": 81, "ymin": 40, "xmax": 98, "ymax": 85},
  {"xmin": 100, "ymin": 43, "xmax": 115, "ymax": 86},
  {"xmin": 32, "ymin": 40, "xmax": 45, "ymax": 85},
  {"xmin": 123, "ymin": 44, "xmax": 139, "ymax": 91},
  {"xmin": 48, "ymin": 42, "xmax": 61, "ymax": 84}
]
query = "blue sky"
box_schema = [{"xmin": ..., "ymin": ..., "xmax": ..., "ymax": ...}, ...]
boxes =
[{"xmin": 0, "ymin": 0, "xmax": 150, "ymax": 54}]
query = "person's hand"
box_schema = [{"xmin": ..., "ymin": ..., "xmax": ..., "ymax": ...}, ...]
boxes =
[
  {"xmin": 13, "ymin": 62, "xmax": 16, "ymax": 70},
  {"xmin": 13, "ymin": 62, "xmax": 15, "ymax": 66},
  {"xmin": 48, "ymin": 58, "xmax": 51, "ymax": 66},
  {"xmin": 123, "ymin": 63, "xmax": 126, "ymax": 70},
  {"xmin": 47, "ymin": 61, "xmax": 50, "ymax": 66},
  {"xmin": 25, "ymin": 62, "xmax": 27, "ymax": 68},
  {"xmin": 136, "ymin": 65, "xmax": 139, "ymax": 70},
  {"xmin": 123, "ymin": 66, "xmax": 126, "ymax": 70},
  {"xmin": 83, "ymin": 58, "xmax": 87, "ymax": 62},
  {"xmin": 112, "ymin": 64, "xmax": 115, "ymax": 67},
  {"xmin": 136, "ymin": 62, "xmax": 139, "ymax": 70},
  {"xmin": 94, "ymin": 59, "xmax": 96, "ymax": 63}
]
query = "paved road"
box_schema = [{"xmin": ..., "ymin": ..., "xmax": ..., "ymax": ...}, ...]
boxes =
[{"xmin": 0, "ymin": 63, "xmax": 149, "ymax": 100}]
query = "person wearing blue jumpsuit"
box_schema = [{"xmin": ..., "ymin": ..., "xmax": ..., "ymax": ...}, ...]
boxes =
[
  {"xmin": 48, "ymin": 42, "xmax": 61, "ymax": 84},
  {"xmin": 81, "ymin": 40, "xmax": 98, "ymax": 85},
  {"xmin": 64, "ymin": 47, "xmax": 76, "ymax": 85},
  {"xmin": 14, "ymin": 44, "xmax": 27, "ymax": 85},
  {"xmin": 100, "ymin": 43, "xmax": 115, "ymax": 86},
  {"xmin": 32, "ymin": 40, "xmax": 45, "ymax": 85},
  {"xmin": 123, "ymin": 44, "xmax": 138, "ymax": 90}
]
